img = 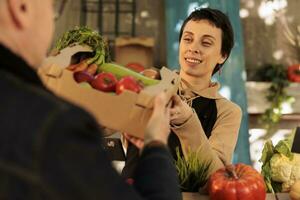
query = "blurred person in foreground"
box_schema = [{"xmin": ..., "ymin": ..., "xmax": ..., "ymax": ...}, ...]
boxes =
[{"xmin": 0, "ymin": 0, "xmax": 181, "ymax": 199}]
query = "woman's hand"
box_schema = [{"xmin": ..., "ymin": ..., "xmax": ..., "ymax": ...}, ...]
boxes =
[
  {"xmin": 123, "ymin": 133, "xmax": 144, "ymax": 150},
  {"xmin": 123, "ymin": 92, "xmax": 172, "ymax": 150},
  {"xmin": 170, "ymin": 95, "xmax": 193, "ymax": 126}
]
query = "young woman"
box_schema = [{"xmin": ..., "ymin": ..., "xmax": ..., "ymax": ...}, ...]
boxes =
[
  {"xmin": 167, "ymin": 7, "xmax": 242, "ymax": 175},
  {"xmin": 123, "ymin": 7, "xmax": 242, "ymax": 187}
]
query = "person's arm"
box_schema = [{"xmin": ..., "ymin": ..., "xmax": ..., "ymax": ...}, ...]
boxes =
[
  {"xmin": 171, "ymin": 99, "xmax": 242, "ymax": 175},
  {"xmin": 134, "ymin": 141, "xmax": 181, "ymax": 200},
  {"xmin": 38, "ymin": 95, "xmax": 181, "ymax": 200}
]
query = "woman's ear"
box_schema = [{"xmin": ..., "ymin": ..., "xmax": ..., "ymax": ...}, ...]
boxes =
[
  {"xmin": 218, "ymin": 54, "xmax": 228, "ymax": 65},
  {"xmin": 7, "ymin": 0, "xmax": 32, "ymax": 29}
]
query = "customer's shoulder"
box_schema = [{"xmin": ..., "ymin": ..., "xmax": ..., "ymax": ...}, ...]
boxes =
[
  {"xmin": 38, "ymin": 88, "xmax": 94, "ymax": 122},
  {"xmin": 33, "ymin": 87, "xmax": 101, "ymax": 136},
  {"xmin": 20, "ymin": 81, "xmax": 96, "ymax": 125}
]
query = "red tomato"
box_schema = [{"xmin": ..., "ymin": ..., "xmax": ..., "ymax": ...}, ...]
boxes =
[
  {"xmin": 208, "ymin": 163, "xmax": 266, "ymax": 200},
  {"xmin": 140, "ymin": 69, "xmax": 160, "ymax": 79},
  {"xmin": 91, "ymin": 72, "xmax": 118, "ymax": 92},
  {"xmin": 126, "ymin": 62, "xmax": 145, "ymax": 73},
  {"xmin": 287, "ymin": 64, "xmax": 300, "ymax": 82},
  {"xmin": 116, "ymin": 76, "xmax": 143, "ymax": 95}
]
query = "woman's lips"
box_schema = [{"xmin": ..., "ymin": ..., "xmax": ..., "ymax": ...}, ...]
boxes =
[{"xmin": 184, "ymin": 57, "xmax": 203, "ymax": 67}]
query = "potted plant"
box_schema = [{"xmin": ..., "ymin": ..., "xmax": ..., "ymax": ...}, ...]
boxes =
[{"xmin": 174, "ymin": 148, "xmax": 211, "ymax": 200}]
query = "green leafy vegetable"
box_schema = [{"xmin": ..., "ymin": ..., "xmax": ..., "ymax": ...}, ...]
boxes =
[
  {"xmin": 260, "ymin": 140, "xmax": 278, "ymax": 193},
  {"xmin": 260, "ymin": 132, "xmax": 299, "ymax": 193},
  {"xmin": 55, "ymin": 26, "xmax": 110, "ymax": 66},
  {"xmin": 260, "ymin": 140, "xmax": 274, "ymax": 164},
  {"xmin": 274, "ymin": 139, "xmax": 294, "ymax": 160}
]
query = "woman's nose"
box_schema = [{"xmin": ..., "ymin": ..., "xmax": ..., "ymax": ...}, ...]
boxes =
[
  {"xmin": 188, "ymin": 43, "xmax": 201, "ymax": 54},
  {"xmin": 188, "ymin": 48, "xmax": 200, "ymax": 54}
]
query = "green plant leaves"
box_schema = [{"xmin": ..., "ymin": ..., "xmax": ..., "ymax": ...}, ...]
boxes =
[{"xmin": 174, "ymin": 147, "xmax": 211, "ymax": 192}]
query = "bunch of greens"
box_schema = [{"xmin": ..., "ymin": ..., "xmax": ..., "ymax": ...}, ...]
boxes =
[
  {"xmin": 175, "ymin": 147, "xmax": 211, "ymax": 192},
  {"xmin": 260, "ymin": 132, "xmax": 300, "ymax": 193},
  {"xmin": 55, "ymin": 26, "xmax": 110, "ymax": 66}
]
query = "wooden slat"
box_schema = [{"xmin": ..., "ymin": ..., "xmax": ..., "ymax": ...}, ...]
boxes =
[
  {"xmin": 246, "ymin": 82, "xmax": 300, "ymax": 114},
  {"xmin": 182, "ymin": 192, "xmax": 278, "ymax": 200}
]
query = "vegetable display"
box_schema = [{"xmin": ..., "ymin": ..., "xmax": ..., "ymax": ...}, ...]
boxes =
[
  {"xmin": 208, "ymin": 163, "xmax": 266, "ymax": 200},
  {"xmin": 260, "ymin": 133, "xmax": 300, "ymax": 193},
  {"xmin": 98, "ymin": 62, "xmax": 159, "ymax": 86},
  {"xmin": 54, "ymin": 26, "xmax": 160, "ymax": 94}
]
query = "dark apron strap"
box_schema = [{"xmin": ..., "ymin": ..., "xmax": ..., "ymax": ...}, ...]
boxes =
[{"xmin": 192, "ymin": 96, "xmax": 217, "ymax": 137}]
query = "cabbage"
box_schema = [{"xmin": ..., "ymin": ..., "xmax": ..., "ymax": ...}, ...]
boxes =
[{"xmin": 260, "ymin": 131, "xmax": 300, "ymax": 193}]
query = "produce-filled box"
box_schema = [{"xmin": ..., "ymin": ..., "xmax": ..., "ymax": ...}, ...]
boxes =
[{"xmin": 38, "ymin": 45, "xmax": 180, "ymax": 138}]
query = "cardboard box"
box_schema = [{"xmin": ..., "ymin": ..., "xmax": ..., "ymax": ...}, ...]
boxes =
[
  {"xmin": 39, "ymin": 45, "xmax": 180, "ymax": 138},
  {"xmin": 114, "ymin": 37, "xmax": 154, "ymax": 68},
  {"xmin": 276, "ymin": 193, "xmax": 291, "ymax": 200},
  {"xmin": 182, "ymin": 192, "xmax": 290, "ymax": 200}
]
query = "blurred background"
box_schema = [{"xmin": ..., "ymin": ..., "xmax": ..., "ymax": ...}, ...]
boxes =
[{"xmin": 53, "ymin": 0, "xmax": 300, "ymax": 171}]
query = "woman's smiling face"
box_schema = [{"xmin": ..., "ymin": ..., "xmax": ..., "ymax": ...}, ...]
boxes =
[{"xmin": 179, "ymin": 19, "xmax": 226, "ymax": 79}]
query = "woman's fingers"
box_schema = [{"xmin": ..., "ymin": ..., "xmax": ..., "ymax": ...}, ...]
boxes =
[
  {"xmin": 170, "ymin": 95, "xmax": 182, "ymax": 117},
  {"xmin": 123, "ymin": 132, "xmax": 131, "ymax": 140},
  {"xmin": 172, "ymin": 95, "xmax": 182, "ymax": 105},
  {"xmin": 169, "ymin": 95, "xmax": 193, "ymax": 125},
  {"xmin": 124, "ymin": 133, "xmax": 144, "ymax": 149}
]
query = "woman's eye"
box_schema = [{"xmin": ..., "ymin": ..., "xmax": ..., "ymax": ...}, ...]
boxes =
[
  {"xmin": 183, "ymin": 38, "xmax": 192, "ymax": 42},
  {"xmin": 202, "ymin": 41, "xmax": 212, "ymax": 47}
]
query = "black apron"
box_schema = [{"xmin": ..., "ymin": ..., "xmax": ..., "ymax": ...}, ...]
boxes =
[{"xmin": 121, "ymin": 96, "xmax": 217, "ymax": 179}]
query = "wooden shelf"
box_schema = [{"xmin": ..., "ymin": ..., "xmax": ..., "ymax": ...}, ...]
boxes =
[{"xmin": 246, "ymin": 81, "xmax": 300, "ymax": 114}]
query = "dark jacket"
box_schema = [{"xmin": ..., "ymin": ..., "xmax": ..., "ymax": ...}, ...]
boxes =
[{"xmin": 0, "ymin": 44, "xmax": 181, "ymax": 200}]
